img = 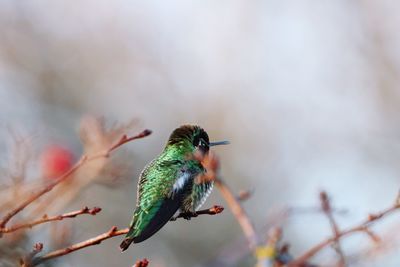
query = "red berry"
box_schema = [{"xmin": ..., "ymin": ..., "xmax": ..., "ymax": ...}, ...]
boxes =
[{"xmin": 40, "ymin": 145, "xmax": 74, "ymax": 179}]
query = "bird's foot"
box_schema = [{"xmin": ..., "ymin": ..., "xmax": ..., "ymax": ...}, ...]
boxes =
[
  {"xmin": 170, "ymin": 211, "xmax": 199, "ymax": 221},
  {"xmin": 183, "ymin": 212, "xmax": 198, "ymax": 220}
]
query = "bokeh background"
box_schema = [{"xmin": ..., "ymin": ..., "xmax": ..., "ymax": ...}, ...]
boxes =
[{"xmin": 1, "ymin": 1, "xmax": 400, "ymax": 266}]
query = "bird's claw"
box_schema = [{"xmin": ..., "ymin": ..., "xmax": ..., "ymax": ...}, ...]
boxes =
[
  {"xmin": 183, "ymin": 212, "xmax": 198, "ymax": 220},
  {"xmin": 170, "ymin": 211, "xmax": 198, "ymax": 221}
]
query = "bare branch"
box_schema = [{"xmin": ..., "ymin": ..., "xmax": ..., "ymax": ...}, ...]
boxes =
[
  {"xmin": 0, "ymin": 156, "xmax": 87, "ymax": 230},
  {"xmin": 171, "ymin": 205, "xmax": 224, "ymax": 220},
  {"xmin": 289, "ymin": 193, "xmax": 400, "ymax": 266},
  {"xmin": 106, "ymin": 129, "xmax": 152, "ymax": 156},
  {"xmin": 0, "ymin": 129, "xmax": 151, "ymax": 231},
  {"xmin": 193, "ymin": 151, "xmax": 258, "ymax": 249},
  {"xmin": 133, "ymin": 258, "xmax": 149, "ymax": 267},
  {"xmin": 28, "ymin": 205, "xmax": 221, "ymax": 265},
  {"xmin": 320, "ymin": 191, "xmax": 346, "ymax": 266},
  {"xmin": 237, "ymin": 189, "xmax": 253, "ymax": 202},
  {"xmin": 20, "ymin": 243, "xmax": 43, "ymax": 267},
  {"xmin": 31, "ymin": 226, "xmax": 127, "ymax": 265},
  {"xmin": 0, "ymin": 207, "xmax": 101, "ymax": 234},
  {"xmin": 215, "ymin": 178, "xmax": 258, "ymax": 249}
]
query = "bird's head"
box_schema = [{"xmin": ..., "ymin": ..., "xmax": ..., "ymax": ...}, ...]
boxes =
[{"xmin": 166, "ymin": 125, "xmax": 228, "ymax": 155}]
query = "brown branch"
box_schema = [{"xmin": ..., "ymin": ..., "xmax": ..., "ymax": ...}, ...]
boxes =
[
  {"xmin": 133, "ymin": 258, "xmax": 149, "ymax": 267},
  {"xmin": 20, "ymin": 243, "xmax": 43, "ymax": 267},
  {"xmin": 289, "ymin": 192, "xmax": 400, "ymax": 266},
  {"xmin": 0, "ymin": 129, "xmax": 151, "ymax": 231},
  {"xmin": 320, "ymin": 191, "xmax": 346, "ymax": 266},
  {"xmin": 254, "ymin": 227, "xmax": 283, "ymax": 264},
  {"xmin": 171, "ymin": 205, "xmax": 224, "ymax": 220},
  {"xmin": 237, "ymin": 189, "xmax": 253, "ymax": 202},
  {"xmin": 0, "ymin": 207, "xmax": 101, "ymax": 234},
  {"xmin": 0, "ymin": 157, "xmax": 86, "ymax": 230},
  {"xmin": 107, "ymin": 130, "xmax": 152, "ymax": 155},
  {"xmin": 215, "ymin": 178, "xmax": 258, "ymax": 249},
  {"xmin": 31, "ymin": 226, "xmax": 127, "ymax": 265},
  {"xmin": 193, "ymin": 150, "xmax": 258, "ymax": 249},
  {"xmin": 28, "ymin": 205, "xmax": 221, "ymax": 266}
]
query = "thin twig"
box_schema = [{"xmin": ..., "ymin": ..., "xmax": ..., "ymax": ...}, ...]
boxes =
[
  {"xmin": 20, "ymin": 243, "xmax": 43, "ymax": 267},
  {"xmin": 133, "ymin": 258, "xmax": 149, "ymax": 267},
  {"xmin": 215, "ymin": 178, "xmax": 258, "ymax": 249},
  {"xmin": 289, "ymin": 193, "xmax": 400, "ymax": 266},
  {"xmin": 171, "ymin": 205, "xmax": 224, "ymax": 220},
  {"xmin": 28, "ymin": 205, "xmax": 221, "ymax": 265},
  {"xmin": 193, "ymin": 151, "xmax": 258, "ymax": 249},
  {"xmin": 106, "ymin": 130, "xmax": 152, "ymax": 155},
  {"xmin": 32, "ymin": 226, "xmax": 127, "ymax": 265},
  {"xmin": 320, "ymin": 191, "xmax": 346, "ymax": 266},
  {"xmin": 237, "ymin": 189, "xmax": 253, "ymax": 202},
  {"xmin": 254, "ymin": 227, "xmax": 283, "ymax": 267},
  {"xmin": 0, "ymin": 157, "xmax": 86, "ymax": 230},
  {"xmin": 0, "ymin": 129, "xmax": 151, "ymax": 231},
  {"xmin": 0, "ymin": 207, "xmax": 101, "ymax": 234}
]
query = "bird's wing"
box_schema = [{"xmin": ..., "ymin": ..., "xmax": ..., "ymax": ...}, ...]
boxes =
[{"xmin": 124, "ymin": 159, "xmax": 201, "ymax": 244}]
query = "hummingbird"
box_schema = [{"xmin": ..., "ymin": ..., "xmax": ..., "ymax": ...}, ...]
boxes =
[{"xmin": 120, "ymin": 125, "xmax": 228, "ymax": 251}]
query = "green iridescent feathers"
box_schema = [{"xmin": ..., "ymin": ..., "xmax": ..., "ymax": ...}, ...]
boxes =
[{"xmin": 120, "ymin": 125, "xmax": 212, "ymax": 251}]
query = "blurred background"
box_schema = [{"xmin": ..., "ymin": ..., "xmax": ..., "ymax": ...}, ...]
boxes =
[{"xmin": 1, "ymin": 0, "xmax": 400, "ymax": 266}]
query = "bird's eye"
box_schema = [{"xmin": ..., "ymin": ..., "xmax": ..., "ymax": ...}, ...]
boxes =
[
  {"xmin": 199, "ymin": 139, "xmax": 204, "ymax": 147},
  {"xmin": 197, "ymin": 139, "xmax": 209, "ymax": 152}
]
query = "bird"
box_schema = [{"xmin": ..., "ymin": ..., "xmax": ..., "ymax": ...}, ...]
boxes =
[{"xmin": 120, "ymin": 125, "xmax": 228, "ymax": 251}]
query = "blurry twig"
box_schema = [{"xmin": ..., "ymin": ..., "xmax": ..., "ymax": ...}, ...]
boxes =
[
  {"xmin": 25, "ymin": 118, "xmax": 144, "ymax": 220},
  {"xmin": 237, "ymin": 189, "xmax": 254, "ymax": 202},
  {"xmin": 216, "ymin": 179, "xmax": 258, "ymax": 249},
  {"xmin": 0, "ymin": 129, "xmax": 152, "ymax": 232},
  {"xmin": 133, "ymin": 258, "xmax": 149, "ymax": 267},
  {"xmin": 29, "ymin": 226, "xmax": 128, "ymax": 266},
  {"xmin": 0, "ymin": 130, "xmax": 35, "ymax": 213},
  {"xmin": 7, "ymin": 127, "xmax": 33, "ymax": 185},
  {"xmin": 171, "ymin": 205, "xmax": 224, "ymax": 220},
  {"xmin": 203, "ymin": 203, "xmax": 347, "ymax": 266},
  {"xmin": 91, "ymin": 129, "xmax": 152, "ymax": 159},
  {"xmin": 0, "ymin": 207, "xmax": 101, "ymax": 234},
  {"xmin": 255, "ymin": 227, "xmax": 283, "ymax": 267},
  {"xmin": 319, "ymin": 191, "xmax": 346, "ymax": 266},
  {"xmin": 26, "ymin": 205, "xmax": 221, "ymax": 266},
  {"xmin": 289, "ymin": 191, "xmax": 400, "ymax": 266},
  {"xmin": 194, "ymin": 151, "xmax": 258, "ymax": 249},
  {"xmin": 20, "ymin": 243, "xmax": 43, "ymax": 267},
  {"xmin": 287, "ymin": 206, "xmax": 348, "ymax": 216}
]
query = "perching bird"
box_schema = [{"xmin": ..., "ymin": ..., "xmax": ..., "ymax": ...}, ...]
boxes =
[{"xmin": 120, "ymin": 125, "xmax": 228, "ymax": 251}]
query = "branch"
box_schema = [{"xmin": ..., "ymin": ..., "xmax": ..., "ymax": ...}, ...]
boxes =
[
  {"xmin": 289, "ymin": 191, "xmax": 400, "ymax": 266},
  {"xmin": 0, "ymin": 129, "xmax": 151, "ymax": 231},
  {"xmin": 106, "ymin": 130, "xmax": 152, "ymax": 156},
  {"xmin": 193, "ymin": 151, "xmax": 258, "ymax": 249},
  {"xmin": 171, "ymin": 205, "xmax": 224, "ymax": 220},
  {"xmin": 20, "ymin": 243, "xmax": 43, "ymax": 267},
  {"xmin": 31, "ymin": 226, "xmax": 127, "ymax": 265},
  {"xmin": 0, "ymin": 207, "xmax": 101, "ymax": 234},
  {"xmin": 133, "ymin": 258, "xmax": 149, "ymax": 267},
  {"xmin": 254, "ymin": 227, "xmax": 283, "ymax": 266},
  {"xmin": 215, "ymin": 179, "xmax": 258, "ymax": 249},
  {"xmin": 0, "ymin": 157, "xmax": 86, "ymax": 230},
  {"xmin": 237, "ymin": 189, "xmax": 253, "ymax": 202},
  {"xmin": 28, "ymin": 205, "xmax": 221, "ymax": 266},
  {"xmin": 320, "ymin": 191, "xmax": 346, "ymax": 266}
]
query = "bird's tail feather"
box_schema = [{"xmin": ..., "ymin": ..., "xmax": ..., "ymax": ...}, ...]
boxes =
[{"xmin": 120, "ymin": 238, "xmax": 133, "ymax": 252}]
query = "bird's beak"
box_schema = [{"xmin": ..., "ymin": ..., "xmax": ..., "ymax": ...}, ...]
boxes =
[{"xmin": 209, "ymin": 141, "xmax": 230, "ymax": 146}]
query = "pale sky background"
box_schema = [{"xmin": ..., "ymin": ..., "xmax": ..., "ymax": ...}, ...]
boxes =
[{"xmin": 1, "ymin": 1, "xmax": 400, "ymax": 266}]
